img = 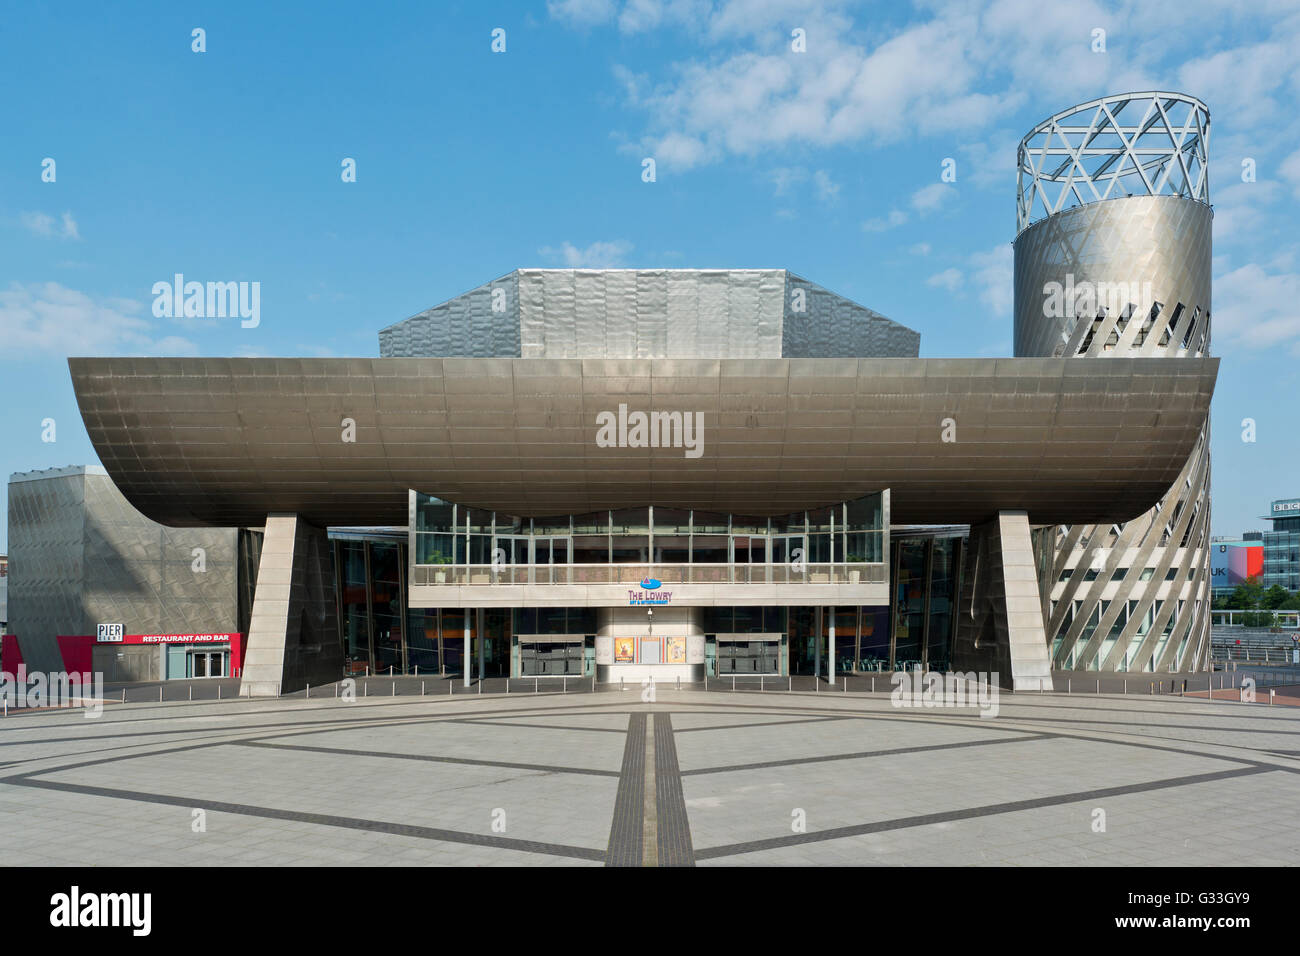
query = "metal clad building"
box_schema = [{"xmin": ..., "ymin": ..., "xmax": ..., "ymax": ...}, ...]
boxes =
[{"xmin": 1013, "ymin": 92, "xmax": 1213, "ymax": 674}]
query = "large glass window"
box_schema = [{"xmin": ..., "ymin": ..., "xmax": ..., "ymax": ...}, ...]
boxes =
[
  {"xmin": 370, "ymin": 542, "xmax": 403, "ymax": 673},
  {"xmin": 339, "ymin": 540, "xmax": 370, "ymax": 674},
  {"xmin": 893, "ymin": 541, "xmax": 926, "ymax": 667},
  {"xmin": 410, "ymin": 494, "xmax": 889, "ymax": 570}
]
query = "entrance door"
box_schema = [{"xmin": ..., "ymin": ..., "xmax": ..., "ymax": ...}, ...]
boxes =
[{"xmin": 187, "ymin": 650, "xmax": 227, "ymax": 678}]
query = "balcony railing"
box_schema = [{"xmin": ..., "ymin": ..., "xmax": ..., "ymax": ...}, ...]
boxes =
[{"xmin": 410, "ymin": 562, "xmax": 887, "ymax": 587}]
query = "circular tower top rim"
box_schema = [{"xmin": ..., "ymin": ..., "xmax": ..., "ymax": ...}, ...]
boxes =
[{"xmin": 1016, "ymin": 91, "xmax": 1210, "ymax": 236}]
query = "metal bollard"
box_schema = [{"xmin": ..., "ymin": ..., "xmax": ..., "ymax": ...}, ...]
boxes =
[
  {"xmin": 422, "ymin": 681, "xmax": 426, "ymax": 696},
  {"xmin": 1068, "ymin": 678, "xmax": 1071, "ymax": 695},
  {"xmin": 534, "ymin": 678, "xmax": 538, "ymax": 694},
  {"xmin": 189, "ymin": 685, "xmax": 192, "ymax": 701},
  {"xmin": 160, "ymin": 686, "xmax": 163, "ymax": 703},
  {"xmin": 392, "ymin": 681, "xmax": 396, "ymax": 697},
  {"xmin": 563, "ymin": 676, "xmax": 567, "ymax": 694},
  {"xmin": 306, "ymin": 684, "xmax": 310, "ymax": 699},
  {"xmin": 732, "ymin": 676, "xmax": 736, "ymax": 692}
]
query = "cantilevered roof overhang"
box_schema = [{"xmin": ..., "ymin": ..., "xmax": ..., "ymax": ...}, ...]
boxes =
[{"xmin": 68, "ymin": 355, "xmax": 1216, "ymax": 528}]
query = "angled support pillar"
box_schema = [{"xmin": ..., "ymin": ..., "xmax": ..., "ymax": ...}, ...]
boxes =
[
  {"xmin": 241, "ymin": 514, "xmax": 342, "ymax": 697},
  {"xmin": 953, "ymin": 511, "xmax": 1054, "ymax": 692}
]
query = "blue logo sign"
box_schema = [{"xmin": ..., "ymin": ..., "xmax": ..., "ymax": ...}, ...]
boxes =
[{"xmin": 628, "ymin": 578, "xmax": 671, "ymax": 606}]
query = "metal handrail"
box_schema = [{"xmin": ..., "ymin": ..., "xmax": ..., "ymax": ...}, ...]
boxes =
[{"xmin": 410, "ymin": 562, "xmax": 887, "ymax": 586}]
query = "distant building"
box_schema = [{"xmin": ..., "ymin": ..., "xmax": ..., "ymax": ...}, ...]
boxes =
[
  {"xmin": 0, "ymin": 554, "xmax": 8, "ymax": 634},
  {"xmin": 1209, "ymin": 540, "xmax": 1264, "ymax": 596},
  {"xmin": 1261, "ymin": 498, "xmax": 1300, "ymax": 591}
]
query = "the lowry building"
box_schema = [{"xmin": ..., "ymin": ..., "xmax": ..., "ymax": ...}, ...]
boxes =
[{"xmin": 52, "ymin": 91, "xmax": 1216, "ymax": 696}]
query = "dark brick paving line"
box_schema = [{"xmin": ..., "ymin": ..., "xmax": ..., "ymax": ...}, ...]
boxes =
[
  {"xmin": 233, "ymin": 739, "xmax": 621, "ymax": 777},
  {"xmin": 605, "ymin": 713, "xmax": 646, "ymax": 867},
  {"xmin": 654, "ymin": 714, "xmax": 695, "ymax": 867},
  {"xmin": 444, "ymin": 718, "xmax": 628, "ymax": 733},
  {"xmin": 5, "ymin": 774, "xmax": 605, "ymax": 862},
  {"xmin": 692, "ymin": 764, "xmax": 1277, "ymax": 862},
  {"xmin": 673, "ymin": 715, "xmax": 858, "ymax": 733},
  {"xmin": 681, "ymin": 732, "xmax": 1055, "ymax": 776}
]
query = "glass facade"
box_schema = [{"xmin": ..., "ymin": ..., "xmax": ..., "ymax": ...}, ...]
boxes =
[
  {"xmin": 411, "ymin": 494, "xmax": 886, "ymax": 585},
  {"xmin": 887, "ymin": 532, "xmax": 963, "ymax": 672},
  {"xmin": 1262, "ymin": 514, "xmax": 1300, "ymax": 591}
]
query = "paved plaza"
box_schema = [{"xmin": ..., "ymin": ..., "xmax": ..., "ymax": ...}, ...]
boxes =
[{"xmin": 0, "ymin": 682, "xmax": 1297, "ymax": 866}]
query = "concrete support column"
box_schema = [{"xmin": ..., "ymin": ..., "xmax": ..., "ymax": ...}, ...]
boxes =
[
  {"xmin": 829, "ymin": 608, "xmax": 836, "ymax": 685},
  {"xmin": 463, "ymin": 609, "xmax": 470, "ymax": 687}
]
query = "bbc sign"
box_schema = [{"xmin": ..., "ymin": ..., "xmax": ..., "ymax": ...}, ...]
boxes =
[{"xmin": 97, "ymin": 623, "xmax": 124, "ymax": 642}]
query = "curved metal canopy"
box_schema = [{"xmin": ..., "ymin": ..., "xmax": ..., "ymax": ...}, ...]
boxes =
[{"xmin": 68, "ymin": 355, "xmax": 1217, "ymax": 528}]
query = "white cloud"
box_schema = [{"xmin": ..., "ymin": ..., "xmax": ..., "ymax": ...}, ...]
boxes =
[
  {"xmin": 812, "ymin": 169, "xmax": 839, "ymax": 203},
  {"xmin": 20, "ymin": 210, "xmax": 80, "ymax": 240},
  {"xmin": 1214, "ymin": 263, "xmax": 1300, "ymax": 349},
  {"xmin": 548, "ymin": 0, "xmax": 616, "ymax": 27},
  {"xmin": 911, "ymin": 182, "xmax": 957, "ymax": 213},
  {"xmin": 970, "ymin": 243, "xmax": 1013, "ymax": 318},
  {"xmin": 1280, "ymin": 148, "xmax": 1300, "ymax": 199},
  {"xmin": 539, "ymin": 239, "xmax": 635, "ymax": 267},
  {"xmin": 909, "ymin": 242, "xmax": 931, "ymax": 256},
  {"xmin": 769, "ymin": 166, "xmax": 807, "ymax": 196},
  {"xmin": 861, "ymin": 209, "xmax": 907, "ymax": 232},
  {"xmin": 0, "ymin": 282, "xmax": 198, "ymax": 358},
  {"xmin": 1212, "ymin": 181, "xmax": 1280, "ymax": 243},
  {"xmin": 594, "ymin": 1, "xmax": 1300, "ymax": 183},
  {"xmin": 926, "ymin": 268, "xmax": 963, "ymax": 292}
]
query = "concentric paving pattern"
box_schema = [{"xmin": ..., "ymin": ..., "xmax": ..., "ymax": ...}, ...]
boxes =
[{"xmin": 0, "ymin": 686, "xmax": 1296, "ymax": 867}]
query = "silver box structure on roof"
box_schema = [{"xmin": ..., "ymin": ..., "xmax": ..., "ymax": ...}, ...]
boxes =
[{"xmin": 378, "ymin": 269, "xmax": 921, "ymax": 360}]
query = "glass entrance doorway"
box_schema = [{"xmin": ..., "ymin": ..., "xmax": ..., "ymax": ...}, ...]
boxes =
[{"xmin": 187, "ymin": 649, "xmax": 228, "ymax": 678}]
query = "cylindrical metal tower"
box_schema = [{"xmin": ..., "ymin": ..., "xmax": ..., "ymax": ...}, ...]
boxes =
[{"xmin": 1012, "ymin": 92, "xmax": 1212, "ymax": 673}]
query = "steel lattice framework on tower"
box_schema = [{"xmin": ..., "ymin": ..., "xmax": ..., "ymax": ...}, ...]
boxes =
[{"xmin": 1017, "ymin": 92, "xmax": 1210, "ymax": 233}]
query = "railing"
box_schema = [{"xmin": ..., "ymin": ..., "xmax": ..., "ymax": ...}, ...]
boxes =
[
  {"xmin": 410, "ymin": 562, "xmax": 887, "ymax": 587},
  {"xmin": 1211, "ymin": 609, "xmax": 1300, "ymax": 628}
]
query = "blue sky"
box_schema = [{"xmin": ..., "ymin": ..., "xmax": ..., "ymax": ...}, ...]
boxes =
[{"xmin": 3, "ymin": 0, "xmax": 1299, "ymax": 551}]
